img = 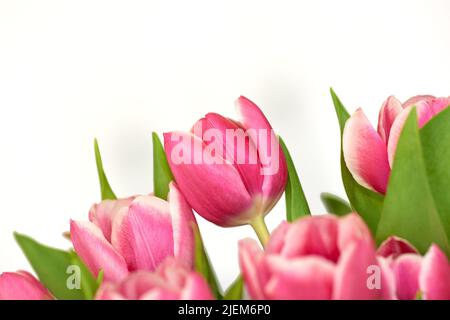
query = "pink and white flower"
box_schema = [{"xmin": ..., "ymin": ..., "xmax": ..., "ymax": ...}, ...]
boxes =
[
  {"xmin": 70, "ymin": 182, "xmax": 197, "ymax": 282},
  {"xmin": 239, "ymin": 213, "xmax": 395, "ymax": 300},
  {"xmin": 0, "ymin": 271, "xmax": 53, "ymax": 300},
  {"xmin": 96, "ymin": 259, "xmax": 213, "ymax": 300},
  {"xmin": 343, "ymin": 95, "xmax": 450, "ymax": 193},
  {"xmin": 163, "ymin": 96, "xmax": 287, "ymax": 227}
]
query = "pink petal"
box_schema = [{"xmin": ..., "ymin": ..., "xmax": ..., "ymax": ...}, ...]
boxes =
[
  {"xmin": 235, "ymin": 96, "xmax": 287, "ymax": 211},
  {"xmin": 0, "ymin": 271, "xmax": 52, "ymax": 300},
  {"xmin": 337, "ymin": 213, "xmax": 373, "ymax": 253},
  {"xmin": 280, "ymin": 215, "xmax": 340, "ymax": 262},
  {"xmin": 113, "ymin": 196, "xmax": 174, "ymax": 272},
  {"xmin": 181, "ymin": 273, "xmax": 214, "ymax": 300},
  {"xmin": 238, "ymin": 239, "xmax": 267, "ymax": 300},
  {"xmin": 70, "ymin": 220, "xmax": 128, "ymax": 282},
  {"xmin": 402, "ymin": 95, "xmax": 435, "ymax": 109},
  {"xmin": 377, "ymin": 236, "xmax": 418, "ymax": 259},
  {"xmin": 343, "ymin": 108, "xmax": 391, "ymax": 194},
  {"xmin": 393, "ymin": 254, "xmax": 422, "ymax": 300},
  {"xmin": 419, "ymin": 244, "xmax": 450, "ymax": 300},
  {"xmin": 264, "ymin": 256, "xmax": 335, "ymax": 300},
  {"xmin": 89, "ymin": 197, "xmax": 134, "ymax": 242},
  {"xmin": 333, "ymin": 239, "xmax": 383, "ymax": 300},
  {"xmin": 377, "ymin": 96, "xmax": 403, "ymax": 144},
  {"xmin": 265, "ymin": 221, "xmax": 290, "ymax": 254},
  {"xmin": 377, "ymin": 257, "xmax": 397, "ymax": 300},
  {"xmin": 168, "ymin": 182, "xmax": 196, "ymax": 268},
  {"xmin": 164, "ymin": 131, "xmax": 254, "ymax": 227},
  {"xmin": 388, "ymin": 97, "xmax": 450, "ymax": 166},
  {"xmin": 192, "ymin": 113, "xmax": 263, "ymax": 197}
]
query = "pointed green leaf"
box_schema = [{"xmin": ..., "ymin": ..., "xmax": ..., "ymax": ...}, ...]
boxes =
[
  {"xmin": 279, "ymin": 136, "xmax": 310, "ymax": 222},
  {"xmin": 14, "ymin": 232, "xmax": 97, "ymax": 300},
  {"xmin": 320, "ymin": 192, "xmax": 352, "ymax": 216},
  {"xmin": 330, "ymin": 88, "xmax": 384, "ymax": 232},
  {"xmin": 376, "ymin": 110, "xmax": 450, "ymax": 255},
  {"xmin": 421, "ymin": 106, "xmax": 450, "ymax": 245},
  {"xmin": 94, "ymin": 139, "xmax": 117, "ymax": 200},
  {"xmin": 193, "ymin": 224, "xmax": 222, "ymax": 299},
  {"xmin": 224, "ymin": 276, "xmax": 244, "ymax": 300},
  {"xmin": 152, "ymin": 132, "xmax": 174, "ymax": 200}
]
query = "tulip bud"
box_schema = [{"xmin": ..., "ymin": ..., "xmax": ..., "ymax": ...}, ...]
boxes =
[
  {"xmin": 0, "ymin": 271, "xmax": 52, "ymax": 300},
  {"xmin": 163, "ymin": 96, "xmax": 287, "ymax": 228}
]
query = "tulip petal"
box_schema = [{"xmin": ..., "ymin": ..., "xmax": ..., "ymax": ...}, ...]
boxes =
[
  {"xmin": 238, "ymin": 239, "xmax": 267, "ymax": 300},
  {"xmin": 89, "ymin": 197, "xmax": 134, "ymax": 242},
  {"xmin": 264, "ymin": 256, "xmax": 335, "ymax": 300},
  {"xmin": 393, "ymin": 254, "xmax": 422, "ymax": 300},
  {"xmin": 193, "ymin": 113, "xmax": 263, "ymax": 197},
  {"xmin": 164, "ymin": 131, "xmax": 253, "ymax": 226},
  {"xmin": 402, "ymin": 95, "xmax": 435, "ymax": 109},
  {"xmin": 343, "ymin": 108, "xmax": 391, "ymax": 194},
  {"xmin": 377, "ymin": 256, "xmax": 397, "ymax": 300},
  {"xmin": 388, "ymin": 97, "xmax": 450, "ymax": 166},
  {"xmin": 419, "ymin": 244, "xmax": 450, "ymax": 300},
  {"xmin": 265, "ymin": 221, "xmax": 289, "ymax": 254},
  {"xmin": 281, "ymin": 215, "xmax": 340, "ymax": 262},
  {"xmin": 235, "ymin": 96, "xmax": 287, "ymax": 210},
  {"xmin": 377, "ymin": 236, "xmax": 418, "ymax": 259},
  {"xmin": 0, "ymin": 271, "xmax": 52, "ymax": 300},
  {"xmin": 181, "ymin": 273, "xmax": 214, "ymax": 300},
  {"xmin": 168, "ymin": 182, "xmax": 196, "ymax": 268},
  {"xmin": 377, "ymin": 96, "xmax": 402, "ymax": 144},
  {"xmin": 333, "ymin": 239, "xmax": 382, "ymax": 300},
  {"xmin": 113, "ymin": 196, "xmax": 174, "ymax": 272},
  {"xmin": 70, "ymin": 220, "xmax": 129, "ymax": 282},
  {"xmin": 337, "ymin": 213, "xmax": 373, "ymax": 253}
]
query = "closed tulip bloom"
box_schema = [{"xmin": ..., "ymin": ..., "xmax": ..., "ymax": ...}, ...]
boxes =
[
  {"xmin": 163, "ymin": 96, "xmax": 287, "ymax": 228},
  {"xmin": 70, "ymin": 182, "xmax": 197, "ymax": 282},
  {"xmin": 378, "ymin": 237, "xmax": 450, "ymax": 300},
  {"xmin": 343, "ymin": 95, "xmax": 450, "ymax": 194},
  {"xmin": 0, "ymin": 271, "xmax": 53, "ymax": 300},
  {"xmin": 96, "ymin": 259, "xmax": 213, "ymax": 300},
  {"xmin": 239, "ymin": 213, "xmax": 396, "ymax": 300}
]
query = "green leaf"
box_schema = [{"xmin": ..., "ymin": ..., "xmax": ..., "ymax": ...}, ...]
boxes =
[
  {"xmin": 14, "ymin": 232, "xmax": 97, "ymax": 300},
  {"xmin": 279, "ymin": 136, "xmax": 310, "ymax": 222},
  {"xmin": 376, "ymin": 110, "xmax": 450, "ymax": 255},
  {"xmin": 223, "ymin": 276, "xmax": 244, "ymax": 300},
  {"xmin": 69, "ymin": 251, "xmax": 99, "ymax": 300},
  {"xmin": 330, "ymin": 88, "xmax": 384, "ymax": 232},
  {"xmin": 193, "ymin": 224, "xmax": 222, "ymax": 299},
  {"xmin": 94, "ymin": 139, "xmax": 117, "ymax": 200},
  {"xmin": 320, "ymin": 192, "xmax": 352, "ymax": 216},
  {"xmin": 421, "ymin": 106, "xmax": 450, "ymax": 246},
  {"xmin": 152, "ymin": 132, "xmax": 174, "ymax": 200}
]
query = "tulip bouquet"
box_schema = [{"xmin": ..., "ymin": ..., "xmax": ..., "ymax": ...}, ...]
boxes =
[{"xmin": 1, "ymin": 91, "xmax": 450, "ymax": 300}]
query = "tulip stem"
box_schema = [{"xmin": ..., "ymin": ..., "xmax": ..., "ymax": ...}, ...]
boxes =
[{"xmin": 250, "ymin": 215, "xmax": 270, "ymax": 247}]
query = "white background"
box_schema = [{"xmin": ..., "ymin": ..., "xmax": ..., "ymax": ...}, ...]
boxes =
[{"xmin": 1, "ymin": 0, "xmax": 450, "ymax": 288}]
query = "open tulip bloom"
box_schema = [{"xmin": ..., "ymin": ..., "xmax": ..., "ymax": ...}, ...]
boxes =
[{"xmin": 1, "ymin": 92, "xmax": 450, "ymax": 301}]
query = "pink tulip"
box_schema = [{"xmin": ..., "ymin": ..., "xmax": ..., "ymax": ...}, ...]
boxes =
[
  {"xmin": 239, "ymin": 213, "xmax": 396, "ymax": 300},
  {"xmin": 0, "ymin": 271, "xmax": 53, "ymax": 300},
  {"xmin": 96, "ymin": 259, "xmax": 213, "ymax": 300},
  {"xmin": 163, "ymin": 96, "xmax": 287, "ymax": 227},
  {"xmin": 378, "ymin": 237, "xmax": 450, "ymax": 300},
  {"xmin": 70, "ymin": 182, "xmax": 197, "ymax": 282},
  {"xmin": 343, "ymin": 95, "xmax": 450, "ymax": 193}
]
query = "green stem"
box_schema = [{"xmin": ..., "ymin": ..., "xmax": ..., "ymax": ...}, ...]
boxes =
[{"xmin": 250, "ymin": 215, "xmax": 270, "ymax": 247}]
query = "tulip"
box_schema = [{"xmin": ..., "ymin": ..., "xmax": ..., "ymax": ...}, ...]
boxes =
[
  {"xmin": 378, "ymin": 237, "xmax": 450, "ymax": 300},
  {"xmin": 163, "ymin": 96, "xmax": 287, "ymax": 244},
  {"xmin": 0, "ymin": 271, "xmax": 53, "ymax": 300},
  {"xmin": 239, "ymin": 213, "xmax": 395, "ymax": 300},
  {"xmin": 96, "ymin": 259, "xmax": 213, "ymax": 300},
  {"xmin": 70, "ymin": 182, "xmax": 197, "ymax": 282},
  {"xmin": 343, "ymin": 95, "xmax": 450, "ymax": 193}
]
